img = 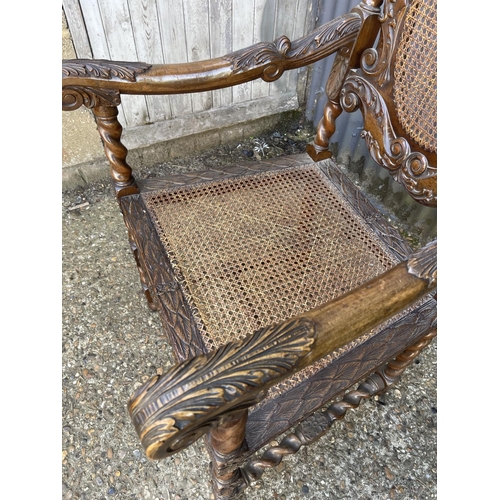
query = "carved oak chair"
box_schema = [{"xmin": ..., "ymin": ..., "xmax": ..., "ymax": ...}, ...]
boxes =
[{"xmin": 62, "ymin": 0, "xmax": 437, "ymax": 498}]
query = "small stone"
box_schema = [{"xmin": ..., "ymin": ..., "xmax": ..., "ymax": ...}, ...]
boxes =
[
  {"xmin": 107, "ymin": 487, "xmax": 116, "ymax": 495},
  {"xmin": 115, "ymin": 471, "xmax": 121, "ymax": 477},
  {"xmin": 385, "ymin": 467, "xmax": 395, "ymax": 481},
  {"xmin": 107, "ymin": 447, "xmax": 113, "ymax": 458},
  {"xmin": 133, "ymin": 449, "xmax": 141, "ymax": 460},
  {"xmin": 96, "ymin": 476, "xmax": 103, "ymax": 486},
  {"xmin": 301, "ymin": 485, "xmax": 310, "ymax": 494},
  {"xmin": 62, "ymin": 450, "xmax": 68, "ymax": 461}
]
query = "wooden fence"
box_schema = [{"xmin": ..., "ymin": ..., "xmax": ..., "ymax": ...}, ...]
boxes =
[{"xmin": 63, "ymin": 0, "xmax": 317, "ymax": 150}]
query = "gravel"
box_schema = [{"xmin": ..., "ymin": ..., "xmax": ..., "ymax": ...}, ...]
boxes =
[{"xmin": 62, "ymin": 131, "xmax": 436, "ymax": 500}]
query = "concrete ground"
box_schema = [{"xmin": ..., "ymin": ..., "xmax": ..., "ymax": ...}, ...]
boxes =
[{"xmin": 62, "ymin": 137, "xmax": 437, "ymax": 500}]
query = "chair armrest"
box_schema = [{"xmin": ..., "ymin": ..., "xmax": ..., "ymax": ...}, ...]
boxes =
[
  {"xmin": 62, "ymin": 13, "xmax": 361, "ymax": 109},
  {"xmin": 128, "ymin": 240, "xmax": 436, "ymax": 460}
]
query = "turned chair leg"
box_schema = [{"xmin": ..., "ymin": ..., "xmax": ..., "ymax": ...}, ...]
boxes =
[
  {"xmin": 241, "ymin": 328, "xmax": 437, "ymax": 486},
  {"xmin": 92, "ymin": 104, "xmax": 139, "ymax": 197},
  {"xmin": 306, "ymin": 45, "xmax": 353, "ymax": 162},
  {"xmin": 207, "ymin": 410, "xmax": 249, "ymax": 499},
  {"xmin": 92, "ymin": 106, "xmax": 156, "ymax": 308},
  {"xmin": 306, "ymin": 100, "xmax": 343, "ymax": 161}
]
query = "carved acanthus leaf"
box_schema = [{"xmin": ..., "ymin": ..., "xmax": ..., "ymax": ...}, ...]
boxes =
[
  {"xmin": 341, "ymin": 75, "xmax": 436, "ymax": 206},
  {"xmin": 325, "ymin": 46, "xmax": 352, "ymax": 100},
  {"xmin": 128, "ymin": 318, "xmax": 316, "ymax": 459},
  {"xmin": 360, "ymin": 0, "xmax": 407, "ymax": 85},
  {"xmin": 342, "ymin": 76, "xmax": 409, "ymax": 169},
  {"xmin": 62, "ymin": 86, "xmax": 120, "ymax": 111},
  {"xmin": 407, "ymin": 240, "xmax": 437, "ymax": 287},
  {"xmin": 288, "ymin": 14, "xmax": 360, "ymax": 58},
  {"xmin": 224, "ymin": 14, "xmax": 360, "ymax": 82},
  {"xmin": 225, "ymin": 36, "xmax": 291, "ymax": 81},
  {"xmin": 62, "ymin": 60, "xmax": 152, "ymax": 82}
]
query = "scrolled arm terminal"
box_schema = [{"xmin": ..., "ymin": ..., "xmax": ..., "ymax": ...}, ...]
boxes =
[{"xmin": 128, "ymin": 241, "xmax": 436, "ymax": 460}]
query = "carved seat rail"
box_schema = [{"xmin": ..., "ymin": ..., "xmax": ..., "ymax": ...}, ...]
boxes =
[
  {"xmin": 128, "ymin": 240, "xmax": 436, "ymax": 460},
  {"xmin": 62, "ymin": 1, "xmax": 437, "ymax": 498}
]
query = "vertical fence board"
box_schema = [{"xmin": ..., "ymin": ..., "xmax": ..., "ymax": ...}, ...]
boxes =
[
  {"xmin": 271, "ymin": 0, "xmax": 296, "ymax": 95},
  {"xmin": 182, "ymin": 0, "xmax": 213, "ymax": 113},
  {"xmin": 128, "ymin": 0, "xmax": 171, "ymax": 122},
  {"xmin": 291, "ymin": 0, "xmax": 312, "ymax": 96},
  {"xmin": 81, "ymin": 0, "xmax": 149, "ymax": 126},
  {"xmin": 79, "ymin": 0, "xmax": 133, "ymax": 123},
  {"xmin": 78, "ymin": 0, "xmax": 109, "ymax": 58},
  {"xmin": 251, "ymin": 0, "xmax": 274, "ymax": 100},
  {"xmin": 232, "ymin": 0, "xmax": 255, "ymax": 104},
  {"xmin": 209, "ymin": 0, "xmax": 233, "ymax": 109},
  {"xmin": 156, "ymin": 0, "xmax": 192, "ymax": 120},
  {"xmin": 63, "ymin": 0, "xmax": 93, "ymax": 58}
]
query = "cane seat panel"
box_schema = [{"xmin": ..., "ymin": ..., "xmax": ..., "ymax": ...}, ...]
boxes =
[
  {"xmin": 393, "ymin": 0, "xmax": 437, "ymax": 152},
  {"xmin": 62, "ymin": 0, "xmax": 438, "ymax": 496},
  {"xmin": 142, "ymin": 163, "xmax": 400, "ymax": 357}
]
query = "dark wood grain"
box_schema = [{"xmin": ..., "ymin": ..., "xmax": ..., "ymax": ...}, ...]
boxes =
[
  {"xmin": 119, "ymin": 195, "xmax": 207, "ymax": 361},
  {"xmin": 127, "ymin": 242, "xmax": 435, "ymax": 461},
  {"xmin": 62, "ymin": 14, "xmax": 361, "ymax": 99},
  {"xmin": 62, "ymin": 2, "xmax": 437, "ymax": 498}
]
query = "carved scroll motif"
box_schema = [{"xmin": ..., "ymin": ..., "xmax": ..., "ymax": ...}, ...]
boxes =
[
  {"xmin": 360, "ymin": 0, "xmax": 407, "ymax": 86},
  {"xmin": 128, "ymin": 318, "xmax": 316, "ymax": 460},
  {"xmin": 62, "ymin": 60, "xmax": 152, "ymax": 82},
  {"xmin": 341, "ymin": 75, "xmax": 436, "ymax": 205},
  {"xmin": 224, "ymin": 14, "xmax": 361, "ymax": 82},
  {"xmin": 62, "ymin": 61, "xmax": 151, "ymax": 111},
  {"xmin": 325, "ymin": 46, "xmax": 352, "ymax": 101},
  {"xmin": 62, "ymin": 86, "xmax": 120, "ymax": 111}
]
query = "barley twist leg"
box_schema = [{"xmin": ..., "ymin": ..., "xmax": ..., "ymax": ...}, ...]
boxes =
[
  {"xmin": 240, "ymin": 329, "xmax": 437, "ymax": 488},
  {"xmin": 92, "ymin": 105, "xmax": 138, "ymax": 197}
]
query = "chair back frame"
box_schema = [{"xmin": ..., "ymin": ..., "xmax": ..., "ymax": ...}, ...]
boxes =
[{"xmin": 343, "ymin": 0, "xmax": 437, "ymax": 206}]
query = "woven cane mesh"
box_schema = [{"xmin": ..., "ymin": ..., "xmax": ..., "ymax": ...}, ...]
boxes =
[
  {"xmin": 142, "ymin": 165, "xmax": 398, "ymax": 356},
  {"xmin": 394, "ymin": 0, "xmax": 437, "ymax": 152}
]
